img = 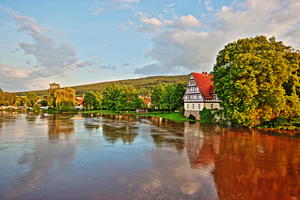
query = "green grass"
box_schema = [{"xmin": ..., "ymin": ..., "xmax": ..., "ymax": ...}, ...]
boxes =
[
  {"xmin": 137, "ymin": 112, "xmax": 191, "ymax": 122},
  {"xmin": 79, "ymin": 110, "xmax": 191, "ymax": 122}
]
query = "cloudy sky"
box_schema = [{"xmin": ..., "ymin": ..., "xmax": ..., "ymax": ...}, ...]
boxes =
[{"xmin": 0, "ymin": 0, "xmax": 299, "ymax": 91}]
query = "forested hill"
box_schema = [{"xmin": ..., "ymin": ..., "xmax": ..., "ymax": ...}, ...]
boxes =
[{"xmin": 16, "ymin": 75, "xmax": 189, "ymax": 96}]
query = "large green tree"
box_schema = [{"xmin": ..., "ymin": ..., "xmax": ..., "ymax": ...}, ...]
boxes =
[
  {"xmin": 26, "ymin": 92, "xmax": 37, "ymax": 107},
  {"xmin": 150, "ymin": 84, "xmax": 167, "ymax": 110},
  {"xmin": 122, "ymin": 85, "xmax": 144, "ymax": 111},
  {"xmin": 102, "ymin": 84, "xmax": 125, "ymax": 111},
  {"xmin": 0, "ymin": 89, "xmax": 16, "ymax": 106},
  {"xmin": 83, "ymin": 91, "xmax": 102, "ymax": 110},
  {"xmin": 102, "ymin": 84, "xmax": 144, "ymax": 111},
  {"xmin": 213, "ymin": 36, "xmax": 300, "ymax": 127},
  {"xmin": 164, "ymin": 83, "xmax": 186, "ymax": 111},
  {"xmin": 54, "ymin": 88, "xmax": 76, "ymax": 111}
]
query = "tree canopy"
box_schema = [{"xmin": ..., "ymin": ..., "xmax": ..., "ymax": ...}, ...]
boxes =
[
  {"xmin": 213, "ymin": 36, "xmax": 300, "ymax": 127},
  {"xmin": 150, "ymin": 83, "xmax": 186, "ymax": 111},
  {"xmin": 54, "ymin": 88, "xmax": 76, "ymax": 111},
  {"xmin": 83, "ymin": 91, "xmax": 102, "ymax": 110}
]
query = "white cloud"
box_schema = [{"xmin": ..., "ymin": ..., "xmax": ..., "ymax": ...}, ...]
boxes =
[
  {"xmin": 204, "ymin": 0, "xmax": 213, "ymax": 12},
  {"xmin": 134, "ymin": 13, "xmax": 202, "ymax": 33},
  {"xmin": 0, "ymin": 64, "xmax": 29, "ymax": 78},
  {"xmin": 140, "ymin": 15, "xmax": 163, "ymax": 27},
  {"xmin": 174, "ymin": 15, "xmax": 201, "ymax": 28},
  {"xmin": 134, "ymin": 0, "xmax": 300, "ymax": 75},
  {"xmin": 0, "ymin": 10, "xmax": 94, "ymax": 91},
  {"xmin": 93, "ymin": 0, "xmax": 139, "ymax": 14}
]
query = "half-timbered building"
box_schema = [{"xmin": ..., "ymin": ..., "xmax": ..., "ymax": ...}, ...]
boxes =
[{"xmin": 183, "ymin": 72, "xmax": 221, "ymax": 120}]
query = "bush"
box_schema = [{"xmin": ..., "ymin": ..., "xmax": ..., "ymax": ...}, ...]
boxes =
[
  {"xmin": 200, "ymin": 108, "xmax": 215, "ymax": 124},
  {"xmin": 179, "ymin": 106, "xmax": 184, "ymax": 114},
  {"xmin": 259, "ymin": 116, "xmax": 300, "ymax": 128}
]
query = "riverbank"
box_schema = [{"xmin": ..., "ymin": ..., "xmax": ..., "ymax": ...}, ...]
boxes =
[
  {"xmin": 2, "ymin": 108, "xmax": 299, "ymax": 133},
  {"xmin": 80, "ymin": 110, "xmax": 192, "ymax": 122}
]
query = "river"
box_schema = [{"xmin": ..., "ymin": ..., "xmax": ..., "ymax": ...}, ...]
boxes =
[{"xmin": 0, "ymin": 112, "xmax": 299, "ymax": 200}]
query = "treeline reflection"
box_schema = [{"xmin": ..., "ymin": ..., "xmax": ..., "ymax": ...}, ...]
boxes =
[
  {"xmin": 47, "ymin": 115, "xmax": 74, "ymax": 140},
  {"xmin": 102, "ymin": 115, "xmax": 138, "ymax": 144}
]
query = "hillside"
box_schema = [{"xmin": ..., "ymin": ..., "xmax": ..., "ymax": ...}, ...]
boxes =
[{"xmin": 16, "ymin": 75, "xmax": 189, "ymax": 96}]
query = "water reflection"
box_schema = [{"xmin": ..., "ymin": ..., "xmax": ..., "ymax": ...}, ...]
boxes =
[
  {"xmin": 0, "ymin": 112, "xmax": 299, "ymax": 200},
  {"xmin": 48, "ymin": 115, "xmax": 75, "ymax": 140},
  {"xmin": 102, "ymin": 115, "xmax": 138, "ymax": 144},
  {"xmin": 149, "ymin": 117, "xmax": 185, "ymax": 150},
  {"xmin": 214, "ymin": 130, "xmax": 300, "ymax": 200},
  {"xmin": 184, "ymin": 122, "xmax": 221, "ymax": 169},
  {"xmin": 0, "ymin": 113, "xmax": 76, "ymax": 200},
  {"xmin": 0, "ymin": 111, "xmax": 17, "ymax": 129},
  {"xmin": 25, "ymin": 113, "xmax": 37, "ymax": 124}
]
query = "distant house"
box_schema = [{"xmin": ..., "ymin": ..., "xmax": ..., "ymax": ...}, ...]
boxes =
[
  {"xmin": 183, "ymin": 72, "xmax": 221, "ymax": 120},
  {"xmin": 139, "ymin": 96, "xmax": 151, "ymax": 107},
  {"xmin": 136, "ymin": 96, "xmax": 151, "ymax": 113},
  {"xmin": 75, "ymin": 96, "xmax": 84, "ymax": 110},
  {"xmin": 76, "ymin": 96, "xmax": 84, "ymax": 106}
]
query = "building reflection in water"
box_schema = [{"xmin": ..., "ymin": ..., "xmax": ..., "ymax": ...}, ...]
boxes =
[
  {"xmin": 213, "ymin": 130, "xmax": 300, "ymax": 200},
  {"xmin": 102, "ymin": 114, "xmax": 138, "ymax": 144},
  {"xmin": 184, "ymin": 122, "xmax": 221, "ymax": 169},
  {"xmin": 47, "ymin": 114, "xmax": 75, "ymax": 140}
]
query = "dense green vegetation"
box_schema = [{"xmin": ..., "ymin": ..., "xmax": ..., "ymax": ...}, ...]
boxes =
[
  {"xmin": 83, "ymin": 91, "xmax": 102, "ymax": 110},
  {"xmin": 15, "ymin": 75, "xmax": 189, "ymax": 96},
  {"xmin": 150, "ymin": 83, "xmax": 186, "ymax": 111},
  {"xmin": 200, "ymin": 108, "xmax": 216, "ymax": 124},
  {"xmin": 0, "ymin": 88, "xmax": 16, "ymax": 106},
  {"xmin": 54, "ymin": 88, "xmax": 77, "ymax": 111},
  {"xmin": 213, "ymin": 36, "xmax": 300, "ymax": 129},
  {"xmin": 102, "ymin": 84, "xmax": 144, "ymax": 111}
]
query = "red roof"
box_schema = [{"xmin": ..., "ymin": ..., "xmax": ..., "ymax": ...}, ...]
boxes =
[
  {"xmin": 192, "ymin": 72, "xmax": 215, "ymax": 100},
  {"xmin": 139, "ymin": 96, "xmax": 151, "ymax": 105}
]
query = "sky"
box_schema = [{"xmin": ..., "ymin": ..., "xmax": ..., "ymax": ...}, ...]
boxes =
[{"xmin": 0, "ymin": 0, "xmax": 300, "ymax": 92}]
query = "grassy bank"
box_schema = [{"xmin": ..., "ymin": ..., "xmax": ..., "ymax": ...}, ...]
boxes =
[
  {"xmin": 79, "ymin": 110, "xmax": 191, "ymax": 122},
  {"xmin": 80, "ymin": 110, "xmax": 136, "ymax": 115},
  {"xmin": 136, "ymin": 112, "xmax": 191, "ymax": 122}
]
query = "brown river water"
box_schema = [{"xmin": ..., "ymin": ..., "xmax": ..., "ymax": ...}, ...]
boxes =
[{"xmin": 0, "ymin": 112, "xmax": 299, "ymax": 200}]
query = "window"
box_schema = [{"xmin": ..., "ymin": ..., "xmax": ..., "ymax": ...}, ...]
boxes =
[
  {"xmin": 198, "ymin": 104, "xmax": 200, "ymax": 109},
  {"xmin": 211, "ymin": 104, "xmax": 213, "ymax": 109},
  {"xmin": 192, "ymin": 104, "xmax": 194, "ymax": 109},
  {"xmin": 187, "ymin": 104, "xmax": 189, "ymax": 109}
]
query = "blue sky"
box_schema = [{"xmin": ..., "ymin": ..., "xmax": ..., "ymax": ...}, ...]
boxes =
[{"xmin": 0, "ymin": 0, "xmax": 299, "ymax": 91}]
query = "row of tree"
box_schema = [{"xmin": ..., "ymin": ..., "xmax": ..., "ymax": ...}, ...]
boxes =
[
  {"xmin": 0, "ymin": 89, "xmax": 16, "ymax": 106},
  {"xmin": 82, "ymin": 83, "xmax": 186, "ymax": 112},
  {"xmin": 0, "ymin": 83, "xmax": 186, "ymax": 112}
]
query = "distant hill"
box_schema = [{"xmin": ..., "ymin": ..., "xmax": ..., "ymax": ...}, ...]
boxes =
[{"xmin": 16, "ymin": 75, "xmax": 189, "ymax": 96}]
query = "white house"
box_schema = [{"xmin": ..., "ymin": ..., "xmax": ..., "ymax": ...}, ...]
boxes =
[{"xmin": 183, "ymin": 72, "xmax": 221, "ymax": 120}]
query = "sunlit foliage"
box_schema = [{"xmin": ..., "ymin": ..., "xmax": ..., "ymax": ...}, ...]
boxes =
[{"xmin": 213, "ymin": 36, "xmax": 300, "ymax": 127}]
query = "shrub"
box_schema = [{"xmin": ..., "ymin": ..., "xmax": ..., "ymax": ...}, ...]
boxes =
[{"xmin": 200, "ymin": 108, "xmax": 215, "ymax": 124}]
